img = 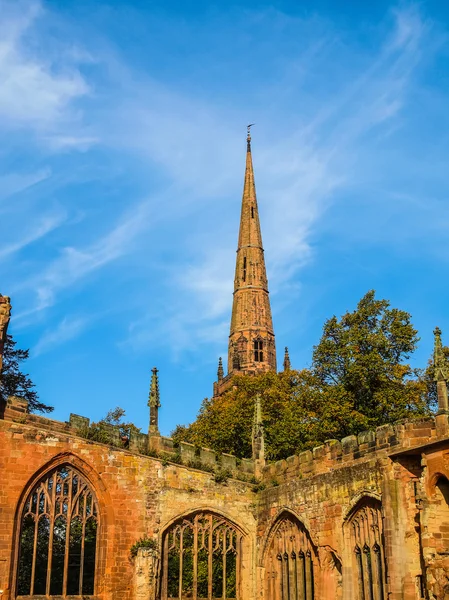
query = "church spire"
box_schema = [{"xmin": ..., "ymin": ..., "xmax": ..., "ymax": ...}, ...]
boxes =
[{"xmin": 226, "ymin": 126, "xmax": 276, "ymax": 379}]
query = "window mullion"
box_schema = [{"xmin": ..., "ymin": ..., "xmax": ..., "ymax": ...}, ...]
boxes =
[{"xmin": 45, "ymin": 472, "xmax": 57, "ymax": 595}]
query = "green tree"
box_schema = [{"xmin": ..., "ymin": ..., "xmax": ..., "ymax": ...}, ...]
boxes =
[
  {"xmin": 311, "ymin": 290, "xmax": 433, "ymax": 423},
  {"xmin": 173, "ymin": 291, "xmax": 434, "ymax": 461},
  {"xmin": 0, "ymin": 334, "xmax": 53, "ymax": 413},
  {"xmin": 80, "ymin": 406, "xmax": 141, "ymax": 446}
]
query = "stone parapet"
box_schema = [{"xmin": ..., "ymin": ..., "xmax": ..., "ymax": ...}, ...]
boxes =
[
  {"xmin": 262, "ymin": 417, "xmax": 439, "ymax": 484},
  {"xmin": 1, "ymin": 399, "xmax": 254, "ymax": 480}
]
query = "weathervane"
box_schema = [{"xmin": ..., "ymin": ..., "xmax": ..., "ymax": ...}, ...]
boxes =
[{"xmin": 247, "ymin": 123, "xmax": 255, "ymax": 150}]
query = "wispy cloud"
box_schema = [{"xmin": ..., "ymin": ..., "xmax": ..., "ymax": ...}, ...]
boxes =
[
  {"xmin": 0, "ymin": 0, "xmax": 89, "ymax": 143},
  {"xmin": 0, "ymin": 168, "xmax": 51, "ymax": 201},
  {"xmin": 14, "ymin": 199, "xmax": 153, "ymax": 319},
  {"xmin": 0, "ymin": 211, "xmax": 65, "ymax": 260},
  {"xmin": 33, "ymin": 315, "xmax": 89, "ymax": 356}
]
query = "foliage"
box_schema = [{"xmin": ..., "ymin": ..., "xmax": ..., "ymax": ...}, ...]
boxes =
[
  {"xmin": 130, "ymin": 537, "xmax": 158, "ymax": 558},
  {"xmin": 0, "ymin": 334, "xmax": 53, "ymax": 414},
  {"xmin": 79, "ymin": 407, "xmax": 141, "ymax": 447},
  {"xmin": 172, "ymin": 291, "xmax": 436, "ymax": 461},
  {"xmin": 214, "ymin": 469, "xmax": 232, "ymax": 484},
  {"xmin": 312, "ymin": 290, "xmax": 432, "ymax": 421}
]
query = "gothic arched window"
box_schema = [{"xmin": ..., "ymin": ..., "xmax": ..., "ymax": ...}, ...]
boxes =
[
  {"xmin": 161, "ymin": 511, "xmax": 243, "ymax": 600},
  {"xmin": 16, "ymin": 465, "xmax": 99, "ymax": 597},
  {"xmin": 254, "ymin": 339, "xmax": 263, "ymax": 362},
  {"xmin": 349, "ymin": 498, "xmax": 385, "ymax": 600},
  {"xmin": 265, "ymin": 514, "xmax": 317, "ymax": 600}
]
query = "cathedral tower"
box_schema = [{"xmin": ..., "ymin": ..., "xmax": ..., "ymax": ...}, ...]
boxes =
[{"xmin": 214, "ymin": 127, "xmax": 276, "ymax": 396}]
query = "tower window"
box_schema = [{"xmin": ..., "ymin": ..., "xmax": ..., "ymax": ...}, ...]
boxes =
[
  {"xmin": 254, "ymin": 340, "xmax": 263, "ymax": 362},
  {"xmin": 242, "ymin": 257, "xmax": 247, "ymax": 282},
  {"xmin": 251, "ymin": 206, "xmax": 254, "ymax": 218}
]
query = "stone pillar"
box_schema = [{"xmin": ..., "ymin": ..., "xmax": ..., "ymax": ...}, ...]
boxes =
[
  {"xmin": 148, "ymin": 367, "xmax": 161, "ymax": 450},
  {"xmin": 252, "ymin": 394, "xmax": 265, "ymax": 477},
  {"xmin": 134, "ymin": 548, "xmax": 160, "ymax": 600},
  {"xmin": 433, "ymin": 328, "xmax": 449, "ymax": 436}
]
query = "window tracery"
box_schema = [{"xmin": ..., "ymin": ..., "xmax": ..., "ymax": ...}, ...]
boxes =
[
  {"xmin": 16, "ymin": 465, "xmax": 98, "ymax": 598},
  {"xmin": 265, "ymin": 514, "xmax": 317, "ymax": 600},
  {"xmin": 161, "ymin": 511, "xmax": 242, "ymax": 600},
  {"xmin": 349, "ymin": 498, "xmax": 385, "ymax": 600}
]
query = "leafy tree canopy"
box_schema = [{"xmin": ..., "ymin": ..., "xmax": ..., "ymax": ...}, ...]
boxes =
[
  {"xmin": 0, "ymin": 334, "xmax": 53, "ymax": 414},
  {"xmin": 80, "ymin": 407, "xmax": 141, "ymax": 446},
  {"xmin": 173, "ymin": 291, "xmax": 436, "ymax": 461}
]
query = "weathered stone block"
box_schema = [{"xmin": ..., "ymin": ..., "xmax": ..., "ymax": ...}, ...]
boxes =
[
  {"xmin": 341, "ymin": 435, "xmax": 358, "ymax": 455},
  {"xmin": 180, "ymin": 442, "xmax": 196, "ymax": 463},
  {"xmin": 221, "ymin": 453, "xmax": 236, "ymax": 472},
  {"xmin": 312, "ymin": 445, "xmax": 326, "ymax": 460},
  {"xmin": 200, "ymin": 448, "xmax": 217, "ymax": 468},
  {"xmin": 69, "ymin": 413, "xmax": 90, "ymax": 430},
  {"xmin": 240, "ymin": 458, "xmax": 255, "ymax": 474}
]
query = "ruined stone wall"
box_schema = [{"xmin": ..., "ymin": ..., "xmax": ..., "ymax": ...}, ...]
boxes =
[
  {"xmin": 3, "ymin": 405, "xmax": 449, "ymax": 599},
  {"xmin": 0, "ymin": 418, "xmax": 256, "ymax": 600}
]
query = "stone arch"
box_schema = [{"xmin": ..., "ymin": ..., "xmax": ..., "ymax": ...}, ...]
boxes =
[
  {"xmin": 342, "ymin": 495, "xmax": 386, "ymax": 600},
  {"xmin": 343, "ymin": 491, "xmax": 382, "ymax": 524},
  {"xmin": 10, "ymin": 452, "xmax": 112, "ymax": 599},
  {"xmin": 260, "ymin": 507, "xmax": 316, "ymax": 565},
  {"xmin": 261, "ymin": 509, "xmax": 319, "ymax": 600},
  {"xmin": 159, "ymin": 508, "xmax": 247, "ymax": 600}
]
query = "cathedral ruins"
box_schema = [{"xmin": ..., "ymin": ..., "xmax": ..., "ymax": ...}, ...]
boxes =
[{"xmin": 1, "ymin": 130, "xmax": 449, "ymax": 600}]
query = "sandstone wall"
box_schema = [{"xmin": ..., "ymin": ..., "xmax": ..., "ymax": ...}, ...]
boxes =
[{"xmin": 0, "ymin": 419, "xmax": 256, "ymax": 600}]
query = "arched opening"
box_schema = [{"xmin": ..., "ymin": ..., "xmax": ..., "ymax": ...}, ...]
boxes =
[
  {"xmin": 15, "ymin": 464, "xmax": 99, "ymax": 598},
  {"xmin": 161, "ymin": 511, "xmax": 244, "ymax": 600},
  {"xmin": 347, "ymin": 497, "xmax": 385, "ymax": 600},
  {"xmin": 431, "ymin": 476, "xmax": 449, "ymax": 557},
  {"xmin": 264, "ymin": 513, "xmax": 317, "ymax": 600},
  {"xmin": 254, "ymin": 339, "xmax": 263, "ymax": 363}
]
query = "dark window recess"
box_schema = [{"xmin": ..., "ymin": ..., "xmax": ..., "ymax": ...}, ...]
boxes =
[
  {"xmin": 16, "ymin": 465, "xmax": 98, "ymax": 598},
  {"xmin": 161, "ymin": 511, "xmax": 242, "ymax": 600},
  {"xmin": 254, "ymin": 340, "xmax": 264, "ymax": 362},
  {"xmin": 350, "ymin": 499, "xmax": 385, "ymax": 600},
  {"xmin": 242, "ymin": 257, "xmax": 247, "ymax": 282},
  {"xmin": 251, "ymin": 206, "xmax": 254, "ymax": 218}
]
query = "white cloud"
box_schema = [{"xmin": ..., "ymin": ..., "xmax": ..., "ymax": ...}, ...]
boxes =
[
  {"xmin": 0, "ymin": 168, "xmax": 51, "ymax": 201},
  {"xmin": 0, "ymin": 211, "xmax": 65, "ymax": 260},
  {"xmin": 14, "ymin": 199, "xmax": 153, "ymax": 318},
  {"xmin": 33, "ymin": 315, "xmax": 88, "ymax": 356},
  {"xmin": 0, "ymin": 0, "xmax": 89, "ymax": 140}
]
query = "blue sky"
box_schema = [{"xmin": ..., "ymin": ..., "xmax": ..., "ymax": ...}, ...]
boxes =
[{"xmin": 2, "ymin": 0, "xmax": 449, "ymax": 435}]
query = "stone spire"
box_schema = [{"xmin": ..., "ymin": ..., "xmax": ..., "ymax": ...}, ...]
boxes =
[
  {"xmin": 434, "ymin": 327, "xmax": 449, "ymax": 415},
  {"xmin": 227, "ymin": 126, "xmax": 276, "ymax": 379},
  {"xmin": 148, "ymin": 367, "xmax": 161, "ymax": 435},
  {"xmin": 252, "ymin": 394, "xmax": 265, "ymax": 464},
  {"xmin": 283, "ymin": 347, "xmax": 291, "ymax": 371}
]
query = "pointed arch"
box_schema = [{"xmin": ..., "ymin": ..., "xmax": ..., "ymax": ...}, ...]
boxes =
[
  {"xmin": 10, "ymin": 453, "xmax": 111, "ymax": 598},
  {"xmin": 344, "ymin": 495, "xmax": 386, "ymax": 600},
  {"xmin": 262, "ymin": 509, "xmax": 318, "ymax": 600},
  {"xmin": 160, "ymin": 509, "xmax": 246, "ymax": 600}
]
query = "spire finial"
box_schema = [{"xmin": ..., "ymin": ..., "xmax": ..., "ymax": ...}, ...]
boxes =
[
  {"xmin": 148, "ymin": 367, "xmax": 161, "ymax": 435},
  {"xmin": 217, "ymin": 357, "xmax": 224, "ymax": 381},
  {"xmin": 434, "ymin": 328, "xmax": 449, "ymax": 416},
  {"xmin": 434, "ymin": 328, "xmax": 449, "ymax": 382},
  {"xmin": 283, "ymin": 347, "xmax": 291, "ymax": 371},
  {"xmin": 247, "ymin": 123, "xmax": 255, "ymax": 152}
]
